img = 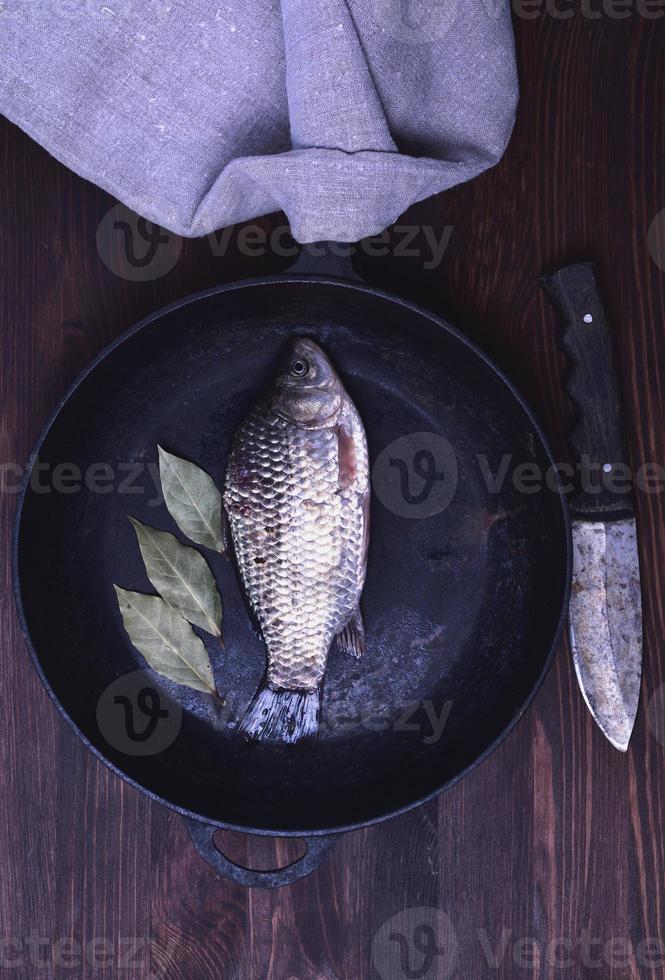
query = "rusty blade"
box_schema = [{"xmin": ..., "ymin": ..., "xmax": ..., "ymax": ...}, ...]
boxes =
[{"xmin": 569, "ymin": 519, "xmax": 642, "ymax": 751}]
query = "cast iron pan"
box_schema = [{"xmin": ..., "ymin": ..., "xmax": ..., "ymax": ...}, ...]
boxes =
[{"xmin": 13, "ymin": 252, "xmax": 571, "ymax": 888}]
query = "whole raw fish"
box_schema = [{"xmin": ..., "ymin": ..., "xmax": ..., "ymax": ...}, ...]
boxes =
[{"xmin": 224, "ymin": 338, "xmax": 370, "ymax": 743}]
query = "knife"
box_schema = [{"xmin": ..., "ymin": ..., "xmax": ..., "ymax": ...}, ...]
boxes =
[{"xmin": 540, "ymin": 262, "xmax": 643, "ymax": 751}]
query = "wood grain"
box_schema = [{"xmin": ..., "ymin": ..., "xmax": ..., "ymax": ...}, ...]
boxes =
[{"xmin": 2, "ymin": 8, "xmax": 665, "ymax": 979}]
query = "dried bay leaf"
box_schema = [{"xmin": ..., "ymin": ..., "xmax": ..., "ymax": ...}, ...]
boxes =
[
  {"xmin": 114, "ymin": 586, "xmax": 216, "ymax": 695},
  {"xmin": 158, "ymin": 446, "xmax": 223, "ymax": 552},
  {"xmin": 129, "ymin": 517, "xmax": 222, "ymax": 636}
]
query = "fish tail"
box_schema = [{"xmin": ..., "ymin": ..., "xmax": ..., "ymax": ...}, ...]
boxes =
[{"xmin": 238, "ymin": 681, "xmax": 320, "ymax": 744}]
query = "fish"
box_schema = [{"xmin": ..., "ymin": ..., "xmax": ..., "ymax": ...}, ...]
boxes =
[{"xmin": 223, "ymin": 338, "xmax": 370, "ymax": 744}]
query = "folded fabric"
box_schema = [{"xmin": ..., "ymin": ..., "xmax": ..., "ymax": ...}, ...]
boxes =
[{"xmin": 0, "ymin": 0, "xmax": 518, "ymax": 243}]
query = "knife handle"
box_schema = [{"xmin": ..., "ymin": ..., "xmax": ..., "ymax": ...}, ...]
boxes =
[{"xmin": 540, "ymin": 262, "xmax": 633, "ymax": 520}]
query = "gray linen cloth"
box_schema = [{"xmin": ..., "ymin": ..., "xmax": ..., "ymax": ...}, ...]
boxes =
[{"xmin": 0, "ymin": 0, "xmax": 518, "ymax": 243}]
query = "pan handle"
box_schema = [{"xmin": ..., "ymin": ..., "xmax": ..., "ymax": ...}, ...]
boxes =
[
  {"xmin": 185, "ymin": 818, "xmax": 341, "ymax": 889},
  {"xmin": 286, "ymin": 242, "xmax": 362, "ymax": 281}
]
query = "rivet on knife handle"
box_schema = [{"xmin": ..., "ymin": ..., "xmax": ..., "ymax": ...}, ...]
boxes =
[{"xmin": 540, "ymin": 262, "xmax": 633, "ymax": 520}]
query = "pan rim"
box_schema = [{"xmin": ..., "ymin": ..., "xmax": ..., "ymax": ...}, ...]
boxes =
[{"xmin": 12, "ymin": 272, "xmax": 572, "ymax": 838}]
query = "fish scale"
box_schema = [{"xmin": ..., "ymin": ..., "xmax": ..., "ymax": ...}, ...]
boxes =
[{"xmin": 226, "ymin": 409, "xmax": 365, "ymax": 690}]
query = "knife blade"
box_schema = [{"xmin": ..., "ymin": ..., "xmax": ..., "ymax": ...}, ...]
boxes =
[{"xmin": 540, "ymin": 262, "xmax": 643, "ymax": 751}]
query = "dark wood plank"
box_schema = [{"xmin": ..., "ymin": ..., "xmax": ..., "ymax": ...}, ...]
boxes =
[{"xmin": 2, "ymin": 7, "xmax": 665, "ymax": 979}]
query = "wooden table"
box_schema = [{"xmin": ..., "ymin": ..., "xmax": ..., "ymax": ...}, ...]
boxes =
[{"xmin": 2, "ymin": 10, "xmax": 664, "ymax": 980}]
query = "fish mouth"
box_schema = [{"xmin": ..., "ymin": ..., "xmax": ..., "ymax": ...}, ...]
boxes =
[{"xmin": 286, "ymin": 336, "xmax": 330, "ymax": 362}]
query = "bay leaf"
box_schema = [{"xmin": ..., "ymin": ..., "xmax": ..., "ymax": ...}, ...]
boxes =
[
  {"xmin": 114, "ymin": 586, "xmax": 216, "ymax": 695},
  {"xmin": 158, "ymin": 446, "xmax": 223, "ymax": 552},
  {"xmin": 129, "ymin": 517, "xmax": 222, "ymax": 636}
]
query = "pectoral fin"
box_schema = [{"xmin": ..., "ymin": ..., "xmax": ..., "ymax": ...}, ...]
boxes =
[
  {"xmin": 337, "ymin": 422, "xmax": 357, "ymax": 490},
  {"xmin": 336, "ymin": 606, "xmax": 365, "ymax": 659}
]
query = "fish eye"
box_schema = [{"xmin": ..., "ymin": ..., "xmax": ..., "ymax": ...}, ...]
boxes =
[{"xmin": 290, "ymin": 357, "xmax": 309, "ymax": 377}]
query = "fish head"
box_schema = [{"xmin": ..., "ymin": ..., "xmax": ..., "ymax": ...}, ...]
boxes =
[{"xmin": 270, "ymin": 338, "xmax": 344, "ymax": 427}]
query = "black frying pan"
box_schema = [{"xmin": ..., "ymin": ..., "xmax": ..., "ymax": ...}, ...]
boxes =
[{"xmin": 12, "ymin": 254, "xmax": 570, "ymax": 888}]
